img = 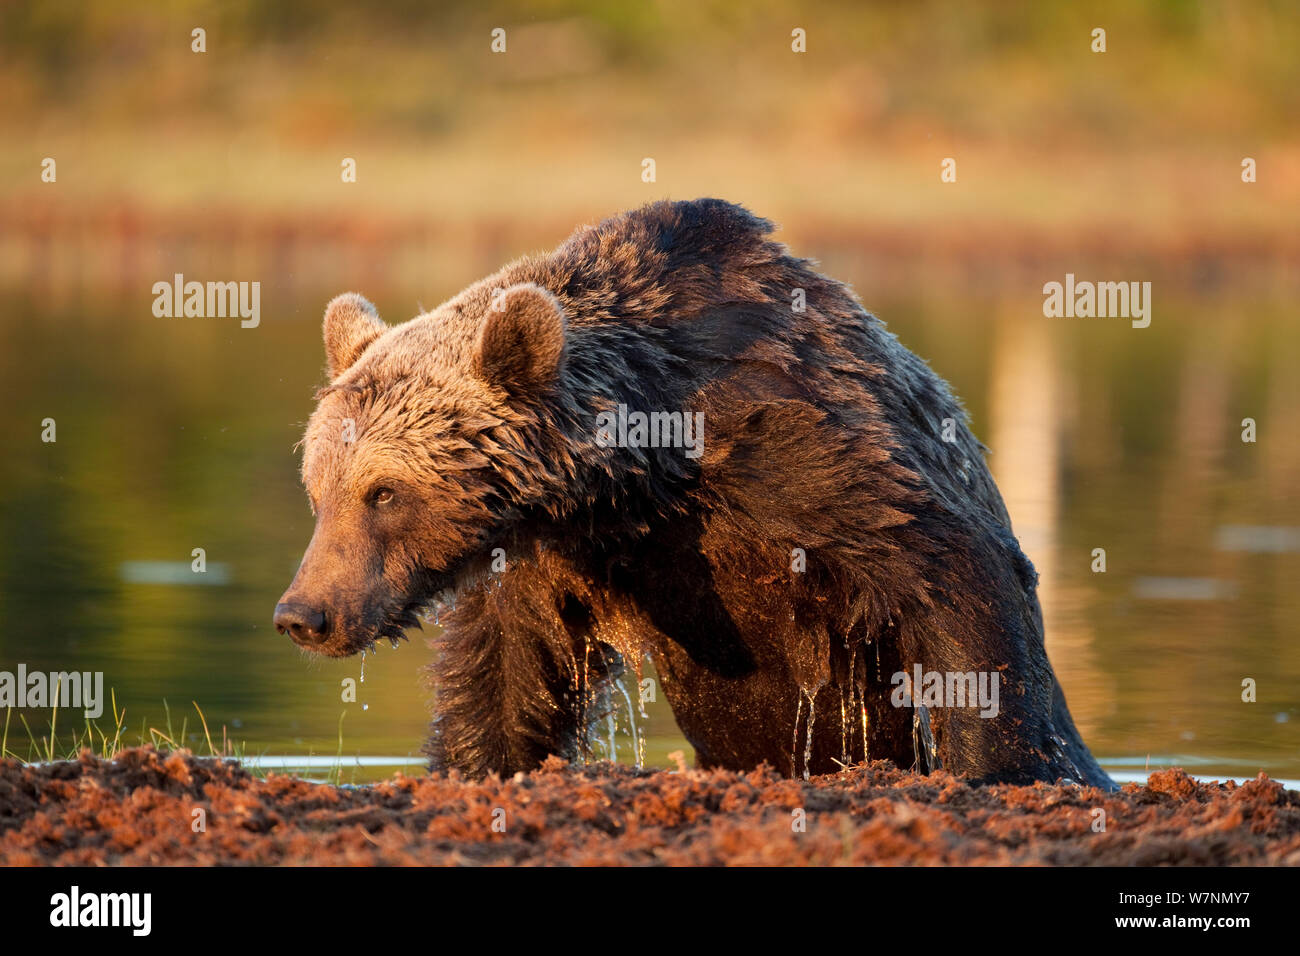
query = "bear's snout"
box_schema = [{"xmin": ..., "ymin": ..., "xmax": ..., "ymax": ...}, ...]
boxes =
[{"xmin": 274, "ymin": 601, "xmax": 329, "ymax": 647}]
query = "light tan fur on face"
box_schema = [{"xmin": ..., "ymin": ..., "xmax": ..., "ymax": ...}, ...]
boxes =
[{"xmin": 283, "ymin": 277, "xmax": 572, "ymax": 655}]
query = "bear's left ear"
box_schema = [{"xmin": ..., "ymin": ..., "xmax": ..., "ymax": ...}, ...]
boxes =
[{"xmin": 473, "ymin": 283, "xmax": 567, "ymax": 394}]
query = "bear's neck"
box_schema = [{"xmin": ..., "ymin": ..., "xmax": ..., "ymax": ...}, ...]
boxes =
[{"xmin": 529, "ymin": 333, "xmax": 704, "ymax": 541}]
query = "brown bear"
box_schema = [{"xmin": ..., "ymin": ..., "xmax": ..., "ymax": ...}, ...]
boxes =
[{"xmin": 275, "ymin": 198, "xmax": 1113, "ymax": 788}]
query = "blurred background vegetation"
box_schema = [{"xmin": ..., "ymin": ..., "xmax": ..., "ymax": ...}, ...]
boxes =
[{"xmin": 0, "ymin": 1, "xmax": 1296, "ymax": 780}]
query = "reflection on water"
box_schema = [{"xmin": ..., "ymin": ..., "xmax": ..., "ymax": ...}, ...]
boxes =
[{"xmin": 1, "ymin": 282, "xmax": 1296, "ymax": 782}]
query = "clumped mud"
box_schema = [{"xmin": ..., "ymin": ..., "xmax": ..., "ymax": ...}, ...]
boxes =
[{"xmin": 2, "ymin": 748, "xmax": 1298, "ymax": 865}]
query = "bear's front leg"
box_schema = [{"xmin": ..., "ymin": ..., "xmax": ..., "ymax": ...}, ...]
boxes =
[
  {"xmin": 422, "ymin": 561, "xmax": 622, "ymax": 777},
  {"xmin": 894, "ymin": 594, "xmax": 1108, "ymax": 787}
]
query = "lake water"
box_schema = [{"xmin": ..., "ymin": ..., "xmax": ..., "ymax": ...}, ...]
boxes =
[{"xmin": 2, "ymin": 269, "xmax": 1296, "ymax": 784}]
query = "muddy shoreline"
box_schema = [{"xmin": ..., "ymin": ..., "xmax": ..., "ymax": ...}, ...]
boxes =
[{"xmin": 2, "ymin": 748, "xmax": 1297, "ymax": 866}]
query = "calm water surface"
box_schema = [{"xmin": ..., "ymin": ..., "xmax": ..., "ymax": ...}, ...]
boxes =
[{"xmin": 2, "ymin": 283, "xmax": 1296, "ymax": 783}]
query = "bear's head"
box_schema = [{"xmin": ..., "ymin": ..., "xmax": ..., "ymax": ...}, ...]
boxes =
[{"xmin": 274, "ymin": 283, "xmax": 569, "ymax": 657}]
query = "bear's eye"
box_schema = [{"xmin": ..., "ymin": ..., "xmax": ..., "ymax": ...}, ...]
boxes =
[{"xmin": 369, "ymin": 487, "xmax": 395, "ymax": 506}]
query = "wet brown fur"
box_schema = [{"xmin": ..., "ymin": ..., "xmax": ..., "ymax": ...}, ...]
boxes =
[{"xmin": 279, "ymin": 198, "xmax": 1113, "ymax": 788}]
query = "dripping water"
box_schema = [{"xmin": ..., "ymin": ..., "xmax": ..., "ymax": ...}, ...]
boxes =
[
  {"xmin": 791, "ymin": 694, "xmax": 803, "ymax": 777},
  {"xmin": 839, "ymin": 691, "xmax": 849, "ymax": 769},
  {"xmin": 802, "ymin": 687, "xmax": 818, "ymax": 781},
  {"xmin": 614, "ymin": 678, "xmax": 642, "ymax": 770},
  {"xmin": 636, "ymin": 655, "xmax": 650, "ymax": 719},
  {"xmin": 360, "ymin": 650, "xmax": 368, "ymax": 711},
  {"xmin": 579, "ymin": 638, "xmax": 592, "ymax": 765},
  {"xmin": 1047, "ymin": 729, "xmax": 1083, "ymax": 784},
  {"xmin": 861, "ymin": 700, "xmax": 869, "ymax": 763},
  {"xmin": 912, "ymin": 704, "xmax": 941, "ymax": 772},
  {"xmin": 844, "ymin": 643, "xmax": 860, "ymax": 768}
]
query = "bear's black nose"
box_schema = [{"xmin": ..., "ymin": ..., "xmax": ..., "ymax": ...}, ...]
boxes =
[{"xmin": 274, "ymin": 603, "xmax": 328, "ymax": 645}]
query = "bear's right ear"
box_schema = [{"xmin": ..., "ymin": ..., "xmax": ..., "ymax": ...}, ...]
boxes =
[{"xmin": 323, "ymin": 293, "xmax": 386, "ymax": 379}]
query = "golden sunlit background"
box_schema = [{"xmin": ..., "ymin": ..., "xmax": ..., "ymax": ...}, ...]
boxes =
[{"xmin": 1, "ymin": 1, "xmax": 1297, "ymax": 781}]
